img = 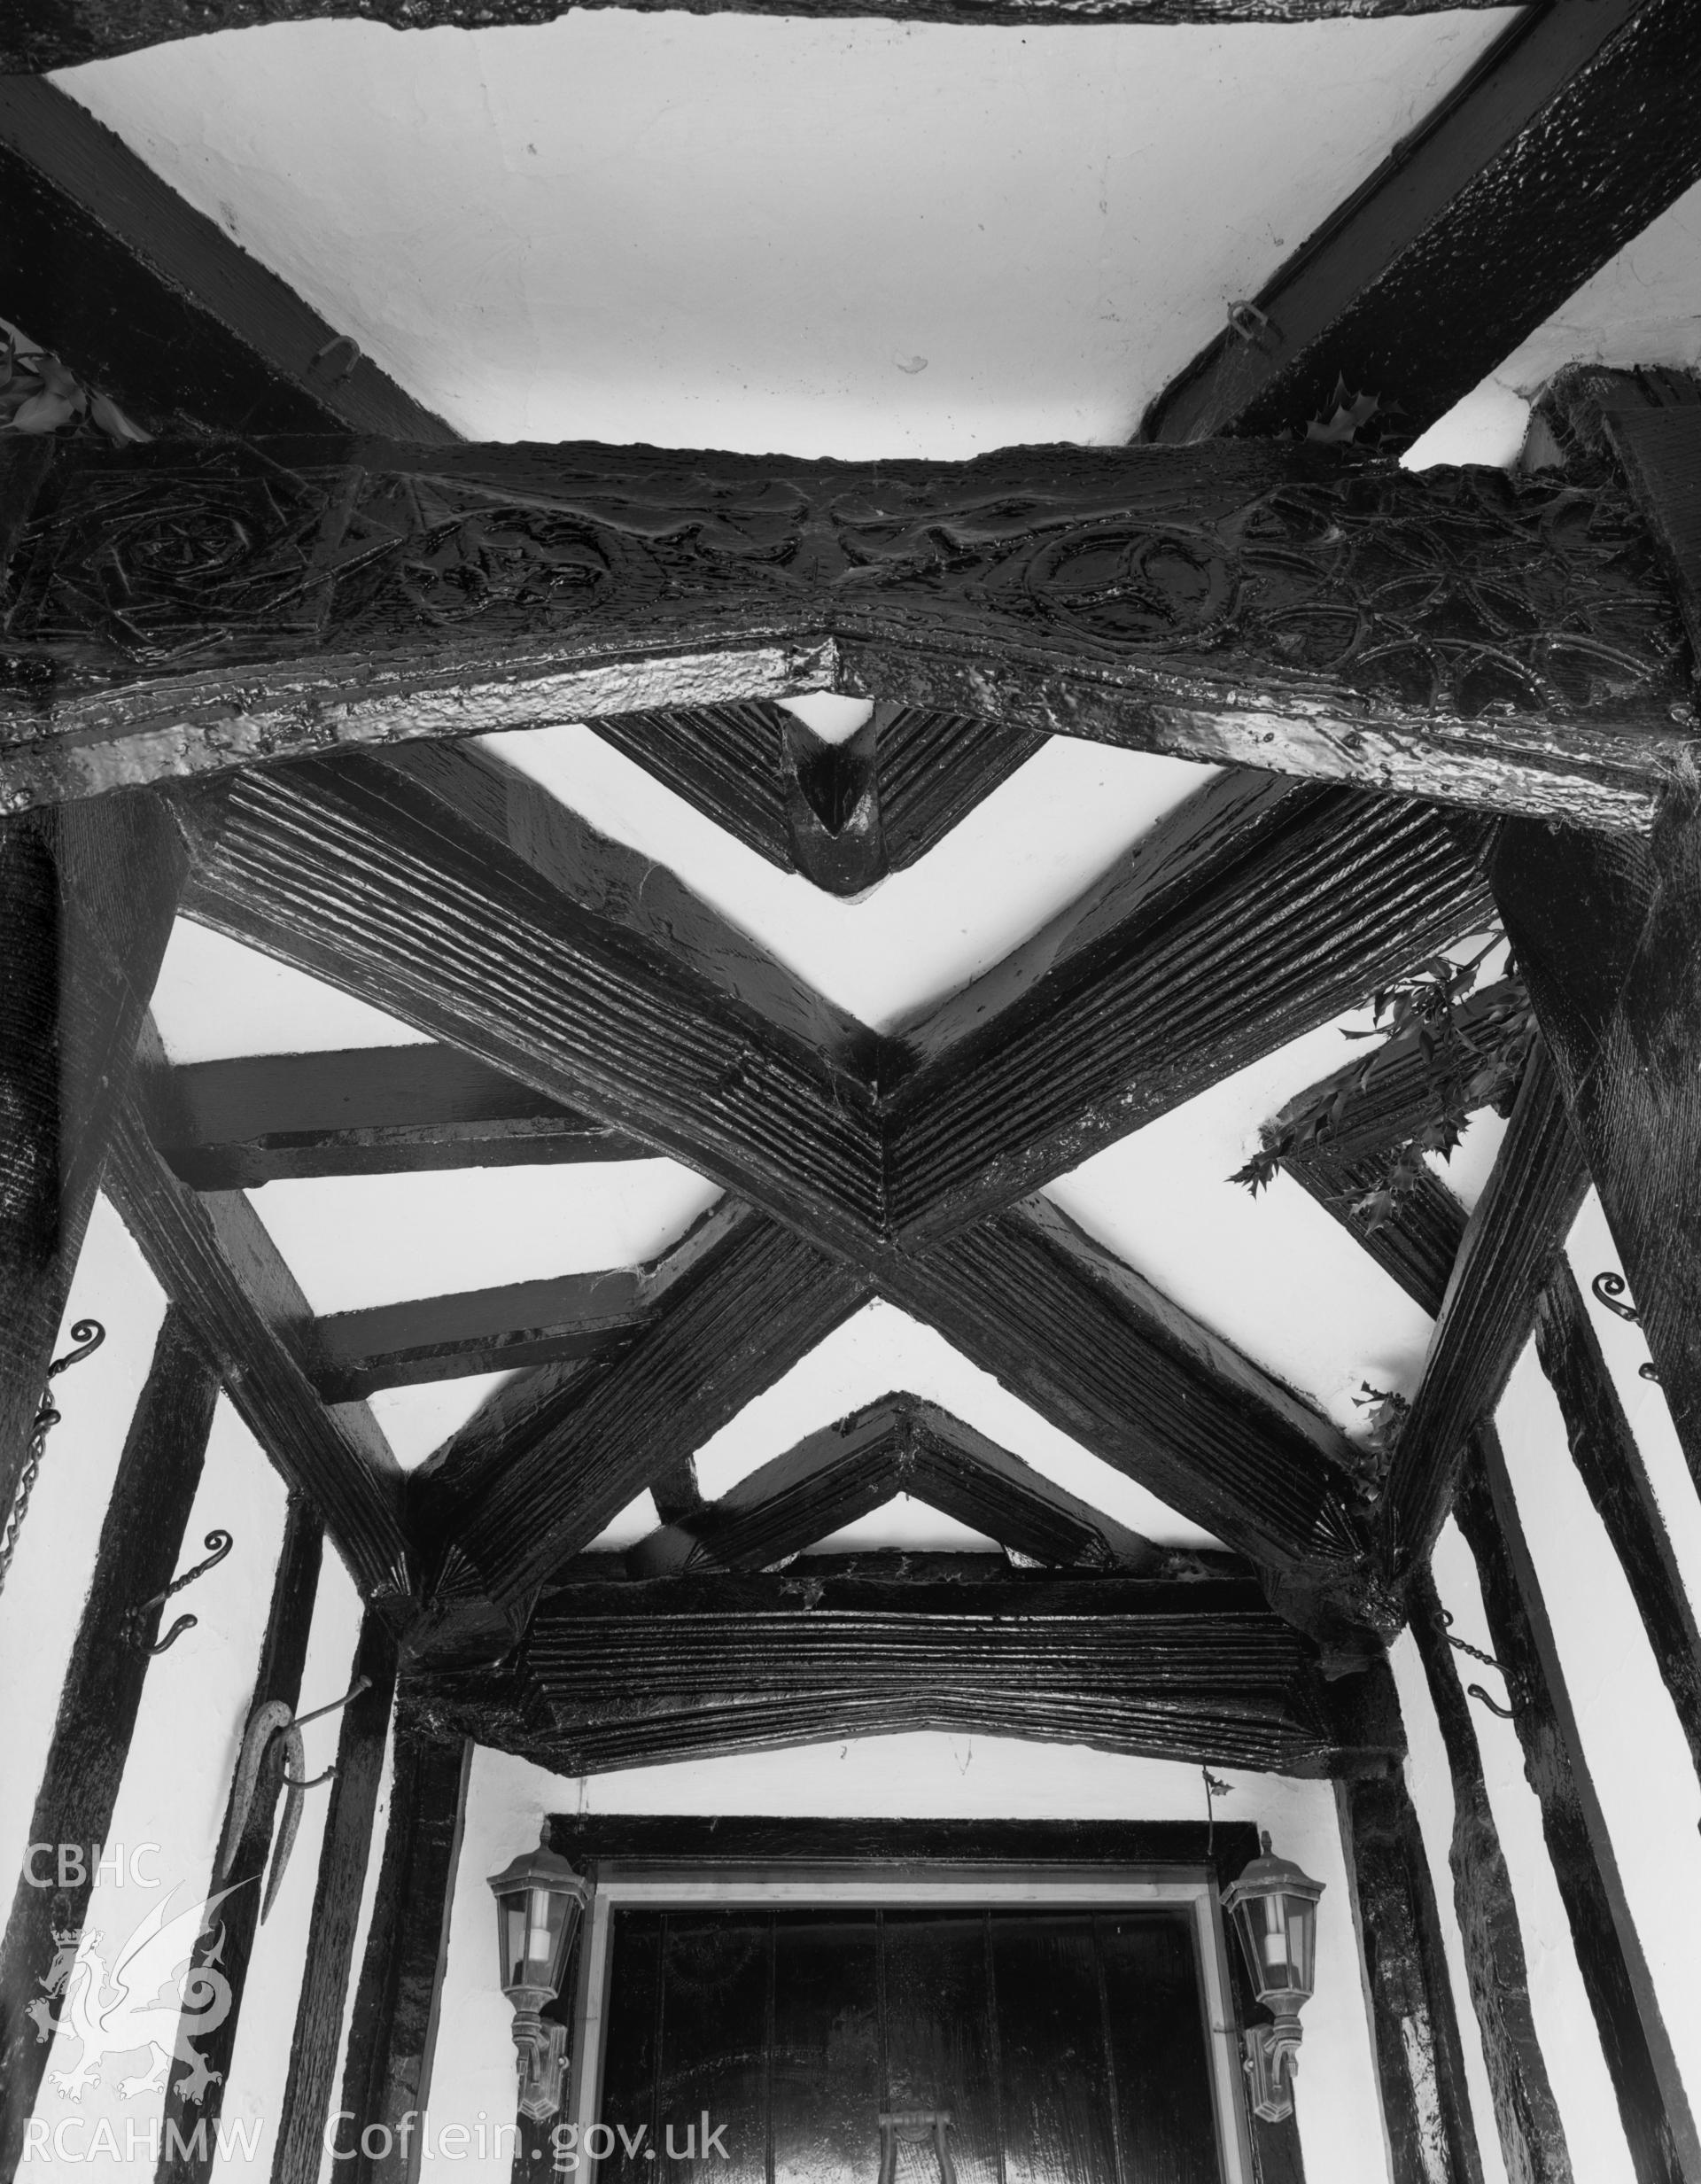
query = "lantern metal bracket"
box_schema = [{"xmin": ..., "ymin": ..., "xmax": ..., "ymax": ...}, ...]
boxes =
[
  {"xmin": 1242, "ymin": 2015, "xmax": 1304, "ymax": 2123},
  {"xmin": 512, "ymin": 2011, "xmax": 571, "ymax": 2123}
]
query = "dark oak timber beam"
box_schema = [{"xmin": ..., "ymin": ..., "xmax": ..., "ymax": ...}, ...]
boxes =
[
  {"xmin": 408, "ymin": 1573, "xmax": 1381, "ymax": 1781},
  {"xmin": 1141, "ymin": 0, "xmax": 1701, "ymax": 450},
  {"xmin": 176, "ymin": 742, "xmax": 885, "ymax": 1260},
  {"xmin": 0, "ymin": 781, "xmax": 184, "ymax": 1516},
  {"xmin": 335, "ymin": 1730, "xmax": 470, "ymax": 2184},
  {"xmin": 0, "ymin": 1310, "xmax": 220, "ymax": 2181},
  {"xmin": 159, "ymin": 1042, "xmax": 647, "ymax": 1189},
  {"xmin": 159, "ymin": 1496, "xmax": 323, "ymax": 2184},
  {"xmin": 626, "ymin": 1389, "xmax": 1166, "ymax": 1576},
  {"xmin": 1408, "ymin": 1568, "xmax": 1576, "ymax": 2184},
  {"xmin": 315, "ymin": 1267, "xmax": 649, "ymax": 1400},
  {"xmin": 0, "ymin": 82, "xmax": 454, "ymax": 442},
  {"xmin": 415, "ymin": 1201, "xmax": 872, "ymax": 1641},
  {"xmin": 273, "ymin": 1612, "xmax": 400, "ymax": 2184},
  {"xmin": 1454, "ymin": 1427, "xmax": 1701, "ymax": 2184},
  {"xmin": 886, "ymin": 772, "xmax": 1493, "ymax": 1243},
  {"xmin": 1534, "ymin": 1264, "xmax": 1701, "ymax": 1790},
  {"xmin": 1, "ymin": 0, "xmax": 1523, "ymax": 70},
  {"xmin": 3, "ymin": 434, "xmax": 1692, "ymax": 828},
  {"xmin": 1337, "ymin": 1748, "xmax": 1487, "ymax": 2184},
  {"xmin": 882, "ymin": 1199, "xmax": 1370, "ymax": 1607},
  {"xmin": 107, "ymin": 1022, "xmax": 411, "ymax": 1601},
  {"xmin": 172, "ymin": 739, "xmax": 1372, "ymax": 1605},
  {"xmin": 1492, "ymin": 763, "xmax": 1701, "ymax": 1494},
  {"xmin": 1385, "ymin": 1041, "xmax": 1588, "ymax": 1574}
]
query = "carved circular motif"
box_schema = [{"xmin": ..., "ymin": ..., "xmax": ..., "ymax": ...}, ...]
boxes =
[
  {"xmin": 1025, "ymin": 525, "xmax": 1234, "ymax": 648},
  {"xmin": 385, "ymin": 511, "xmax": 619, "ymax": 626}
]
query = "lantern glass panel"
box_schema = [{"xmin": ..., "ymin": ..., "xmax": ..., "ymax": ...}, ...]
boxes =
[
  {"xmin": 1232, "ymin": 1889, "xmax": 1317, "ymax": 2004},
  {"xmin": 496, "ymin": 1885, "xmax": 573, "ymax": 1994}
]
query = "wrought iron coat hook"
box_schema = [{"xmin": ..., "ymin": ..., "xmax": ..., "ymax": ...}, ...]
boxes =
[
  {"xmin": 1441, "ymin": 1610, "xmax": 1515, "ymax": 1718},
  {"xmin": 0, "ymin": 1320, "xmax": 105, "ymax": 1597},
  {"xmin": 1591, "ymin": 1272, "xmax": 1661, "ymax": 1382},
  {"xmin": 124, "ymin": 1529, "xmax": 234, "ymax": 1654}
]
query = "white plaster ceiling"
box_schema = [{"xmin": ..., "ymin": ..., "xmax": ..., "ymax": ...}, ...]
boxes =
[
  {"xmin": 486, "ymin": 721, "xmax": 1216, "ymax": 1030},
  {"xmin": 58, "ymin": 9, "xmax": 1511, "ymax": 453}
]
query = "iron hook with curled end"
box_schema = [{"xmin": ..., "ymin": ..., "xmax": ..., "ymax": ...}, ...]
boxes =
[
  {"xmin": 282, "ymin": 1764, "xmax": 338, "ymax": 1791},
  {"xmin": 1441, "ymin": 1610, "xmax": 1515, "ymax": 1717},
  {"xmin": 125, "ymin": 1528, "xmax": 234, "ymax": 1654},
  {"xmin": 1467, "ymin": 1683, "xmax": 1515, "ymax": 1720},
  {"xmin": 1591, "ymin": 1271, "xmax": 1661, "ymax": 1381}
]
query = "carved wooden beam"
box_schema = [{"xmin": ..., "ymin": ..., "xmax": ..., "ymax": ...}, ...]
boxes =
[
  {"xmin": 172, "ymin": 741, "xmax": 1376, "ymax": 1620},
  {"xmin": 590, "ymin": 701, "xmax": 1046, "ymax": 897},
  {"xmin": 314, "ymin": 1267, "xmax": 649, "ymax": 1401},
  {"xmin": 0, "ymin": 781, "xmax": 185, "ymax": 1519},
  {"xmin": 625, "ymin": 1389, "xmax": 1166, "ymax": 1576},
  {"xmin": 175, "ymin": 742, "xmax": 885, "ymax": 1260},
  {"xmin": 1455, "ymin": 1426, "xmax": 1701, "ymax": 2184},
  {"xmin": 885, "ymin": 772, "xmax": 1492, "ymax": 1244},
  {"xmin": 1384, "ymin": 1041, "xmax": 1588, "ymax": 1576},
  {"xmin": 3, "ymin": 434, "xmax": 1692, "ymax": 828},
  {"xmin": 0, "ymin": 1310, "xmax": 219, "ymax": 2180},
  {"xmin": 413, "ymin": 1202, "xmax": 872, "ymax": 1644},
  {"xmin": 106, "ymin": 1022, "xmax": 412, "ymax": 1601},
  {"xmin": 1142, "ymin": 0, "xmax": 1701, "ymax": 450},
  {"xmin": 882, "ymin": 1199, "xmax": 1368, "ymax": 1596},
  {"xmin": 0, "ymin": 82, "xmax": 455, "ymax": 442},
  {"xmin": 408, "ymin": 1571, "xmax": 1375, "ymax": 1780},
  {"xmin": 159, "ymin": 1043, "xmax": 647, "ymax": 1189},
  {"xmin": 1, "ymin": 0, "xmax": 1522, "ymax": 71}
]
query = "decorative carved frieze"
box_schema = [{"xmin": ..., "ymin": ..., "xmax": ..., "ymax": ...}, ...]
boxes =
[{"xmin": 1, "ymin": 436, "xmax": 1691, "ymax": 823}]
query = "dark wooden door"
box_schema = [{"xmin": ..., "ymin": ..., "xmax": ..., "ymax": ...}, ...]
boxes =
[{"xmin": 594, "ymin": 1908, "xmax": 1223, "ymax": 2184}]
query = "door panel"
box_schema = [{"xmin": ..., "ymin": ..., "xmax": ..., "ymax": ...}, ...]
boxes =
[
  {"xmin": 1097, "ymin": 1915, "xmax": 1219, "ymax": 2184},
  {"xmin": 881, "ymin": 1913, "xmax": 1003, "ymax": 2184},
  {"xmin": 596, "ymin": 1904, "xmax": 1223, "ymax": 2184},
  {"xmin": 772, "ymin": 1913, "xmax": 882, "ymax": 2184},
  {"xmin": 991, "ymin": 1916, "xmax": 1119, "ymax": 2184}
]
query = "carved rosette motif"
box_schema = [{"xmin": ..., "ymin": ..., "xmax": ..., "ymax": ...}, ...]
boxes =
[{"xmin": 0, "ymin": 440, "xmax": 1688, "ymax": 725}]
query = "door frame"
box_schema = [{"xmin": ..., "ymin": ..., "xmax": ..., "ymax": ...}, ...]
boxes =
[{"xmin": 566, "ymin": 1861, "xmax": 1255, "ymax": 2184}]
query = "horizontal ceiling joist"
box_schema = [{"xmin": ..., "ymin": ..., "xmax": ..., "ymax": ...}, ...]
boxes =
[
  {"xmin": 0, "ymin": 82, "xmax": 455, "ymax": 442},
  {"xmin": 108, "ymin": 1020, "xmax": 413, "ymax": 1602},
  {"xmin": 4, "ymin": 433, "xmax": 1692, "ymax": 829},
  {"xmin": 4, "ymin": 0, "xmax": 1518, "ymax": 72},
  {"xmin": 314, "ymin": 1266, "xmax": 650, "ymax": 1401},
  {"xmin": 159, "ymin": 1042, "xmax": 648, "ymax": 1187},
  {"xmin": 413, "ymin": 1572, "xmax": 1368, "ymax": 1782},
  {"xmin": 1142, "ymin": 0, "xmax": 1701, "ymax": 449},
  {"xmin": 625, "ymin": 1389, "xmax": 1168, "ymax": 1577}
]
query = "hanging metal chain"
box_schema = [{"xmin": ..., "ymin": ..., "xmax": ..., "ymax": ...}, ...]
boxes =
[{"xmin": 0, "ymin": 1320, "xmax": 104, "ymax": 1598}]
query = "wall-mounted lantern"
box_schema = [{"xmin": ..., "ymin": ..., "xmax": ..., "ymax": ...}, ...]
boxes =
[
  {"xmin": 488, "ymin": 1841, "xmax": 592, "ymax": 2120},
  {"xmin": 1221, "ymin": 1832, "xmax": 1324, "ymax": 2122}
]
